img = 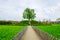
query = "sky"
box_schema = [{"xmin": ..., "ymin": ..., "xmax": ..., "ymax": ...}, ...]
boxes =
[{"xmin": 0, "ymin": 0, "xmax": 60, "ymax": 21}]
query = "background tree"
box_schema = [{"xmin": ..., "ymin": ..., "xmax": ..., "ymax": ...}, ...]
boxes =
[
  {"xmin": 57, "ymin": 18, "xmax": 60, "ymax": 21},
  {"xmin": 56, "ymin": 18, "xmax": 60, "ymax": 24},
  {"xmin": 23, "ymin": 8, "xmax": 36, "ymax": 25}
]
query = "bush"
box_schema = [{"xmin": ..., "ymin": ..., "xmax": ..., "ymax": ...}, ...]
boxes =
[
  {"xmin": 0, "ymin": 21, "xmax": 12, "ymax": 25},
  {"xmin": 0, "ymin": 20, "xmax": 52, "ymax": 26}
]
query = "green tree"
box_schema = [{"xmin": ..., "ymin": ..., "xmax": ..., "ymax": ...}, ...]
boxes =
[{"xmin": 23, "ymin": 8, "xmax": 36, "ymax": 25}]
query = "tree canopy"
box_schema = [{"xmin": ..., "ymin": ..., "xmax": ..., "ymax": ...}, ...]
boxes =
[{"xmin": 23, "ymin": 8, "xmax": 36, "ymax": 25}]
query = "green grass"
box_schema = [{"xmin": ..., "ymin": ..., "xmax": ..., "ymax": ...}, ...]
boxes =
[
  {"xmin": 36, "ymin": 24, "xmax": 60, "ymax": 39},
  {"xmin": 0, "ymin": 25, "xmax": 25, "ymax": 40}
]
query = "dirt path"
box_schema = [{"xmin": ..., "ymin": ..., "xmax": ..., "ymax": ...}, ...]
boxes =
[{"xmin": 21, "ymin": 26, "xmax": 42, "ymax": 40}]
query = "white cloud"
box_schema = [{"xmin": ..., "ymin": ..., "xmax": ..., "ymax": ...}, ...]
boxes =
[{"xmin": 0, "ymin": 0, "xmax": 60, "ymax": 21}]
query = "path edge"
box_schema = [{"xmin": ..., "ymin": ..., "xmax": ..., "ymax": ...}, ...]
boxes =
[
  {"xmin": 12, "ymin": 26, "xmax": 27, "ymax": 40},
  {"xmin": 32, "ymin": 26, "xmax": 58, "ymax": 40}
]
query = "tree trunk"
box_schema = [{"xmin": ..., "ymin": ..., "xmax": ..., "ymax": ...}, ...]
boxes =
[{"xmin": 28, "ymin": 19, "xmax": 30, "ymax": 25}]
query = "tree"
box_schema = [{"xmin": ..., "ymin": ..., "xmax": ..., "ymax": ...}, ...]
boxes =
[
  {"xmin": 23, "ymin": 8, "xmax": 36, "ymax": 25},
  {"xmin": 56, "ymin": 18, "xmax": 60, "ymax": 24},
  {"xmin": 57, "ymin": 18, "xmax": 60, "ymax": 21}
]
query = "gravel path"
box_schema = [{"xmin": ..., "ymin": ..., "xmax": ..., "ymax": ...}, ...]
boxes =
[{"xmin": 21, "ymin": 26, "xmax": 42, "ymax": 40}]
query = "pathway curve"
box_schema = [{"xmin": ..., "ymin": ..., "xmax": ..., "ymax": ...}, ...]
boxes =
[{"xmin": 21, "ymin": 26, "xmax": 43, "ymax": 40}]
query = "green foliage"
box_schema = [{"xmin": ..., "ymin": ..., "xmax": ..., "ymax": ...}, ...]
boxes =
[
  {"xmin": 23, "ymin": 8, "xmax": 36, "ymax": 25},
  {"xmin": 0, "ymin": 20, "xmax": 52, "ymax": 26},
  {"xmin": 19, "ymin": 20, "xmax": 29, "ymax": 26},
  {"xmin": 30, "ymin": 20, "xmax": 41, "ymax": 26},
  {"xmin": 0, "ymin": 25, "xmax": 25, "ymax": 40},
  {"xmin": 0, "ymin": 21, "xmax": 12, "ymax": 25},
  {"xmin": 36, "ymin": 24, "xmax": 60, "ymax": 39},
  {"xmin": 23, "ymin": 8, "xmax": 36, "ymax": 20},
  {"xmin": 19, "ymin": 20, "xmax": 41, "ymax": 26},
  {"xmin": 40, "ymin": 21, "xmax": 52, "ymax": 25},
  {"xmin": 0, "ymin": 20, "xmax": 21, "ymax": 26}
]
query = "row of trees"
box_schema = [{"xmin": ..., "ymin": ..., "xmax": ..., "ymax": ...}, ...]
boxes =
[
  {"xmin": 0, "ymin": 20, "xmax": 40, "ymax": 26},
  {"xmin": 0, "ymin": 20, "xmax": 52, "ymax": 26}
]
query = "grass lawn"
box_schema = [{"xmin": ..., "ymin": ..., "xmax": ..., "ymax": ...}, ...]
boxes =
[
  {"xmin": 0, "ymin": 25, "xmax": 25, "ymax": 40},
  {"xmin": 36, "ymin": 24, "xmax": 60, "ymax": 39}
]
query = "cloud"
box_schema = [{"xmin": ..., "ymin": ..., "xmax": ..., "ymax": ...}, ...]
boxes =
[{"xmin": 0, "ymin": 0, "xmax": 60, "ymax": 21}]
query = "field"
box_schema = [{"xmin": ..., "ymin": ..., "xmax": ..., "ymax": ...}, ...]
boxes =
[
  {"xmin": 36, "ymin": 24, "xmax": 60, "ymax": 39},
  {"xmin": 0, "ymin": 24, "xmax": 60, "ymax": 40},
  {"xmin": 0, "ymin": 25, "xmax": 25, "ymax": 40}
]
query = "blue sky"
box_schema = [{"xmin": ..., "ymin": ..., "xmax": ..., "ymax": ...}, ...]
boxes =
[{"xmin": 0, "ymin": 0, "xmax": 60, "ymax": 21}]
